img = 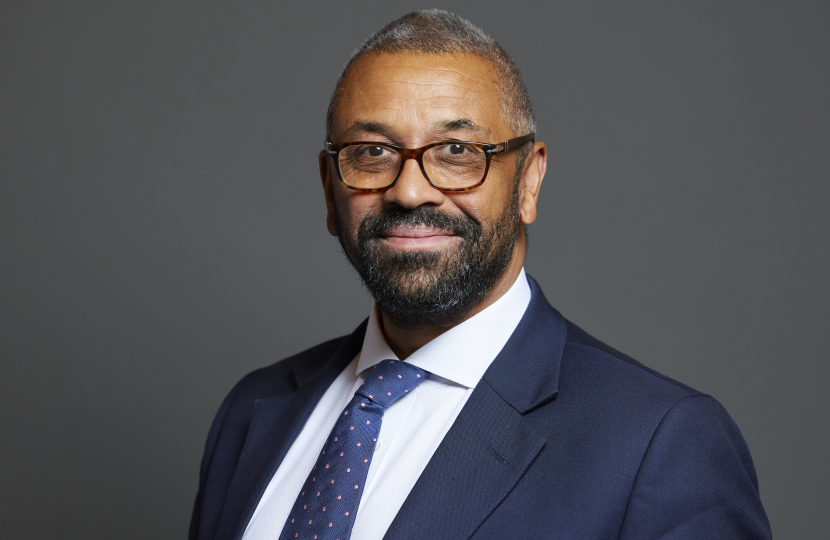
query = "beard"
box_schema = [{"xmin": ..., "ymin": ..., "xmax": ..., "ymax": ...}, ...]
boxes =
[{"xmin": 334, "ymin": 184, "xmax": 521, "ymax": 329}]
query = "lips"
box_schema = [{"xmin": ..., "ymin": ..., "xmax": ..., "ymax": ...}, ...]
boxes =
[
  {"xmin": 354, "ymin": 207, "xmax": 478, "ymax": 254},
  {"xmin": 380, "ymin": 225, "xmax": 459, "ymax": 249},
  {"xmin": 382, "ymin": 226, "xmax": 455, "ymax": 238}
]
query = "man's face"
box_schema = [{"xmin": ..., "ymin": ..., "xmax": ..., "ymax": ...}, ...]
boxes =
[{"xmin": 322, "ymin": 52, "xmax": 531, "ymax": 328}]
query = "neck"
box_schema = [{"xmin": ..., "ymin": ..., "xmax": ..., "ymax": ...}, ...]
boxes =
[{"xmin": 379, "ymin": 240, "xmax": 526, "ymax": 360}]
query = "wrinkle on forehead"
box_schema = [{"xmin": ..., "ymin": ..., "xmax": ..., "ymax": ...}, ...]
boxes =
[{"xmin": 331, "ymin": 53, "xmax": 507, "ymax": 145}]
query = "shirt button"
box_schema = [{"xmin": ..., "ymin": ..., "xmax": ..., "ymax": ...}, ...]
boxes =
[{"xmin": 374, "ymin": 441, "xmax": 382, "ymax": 453}]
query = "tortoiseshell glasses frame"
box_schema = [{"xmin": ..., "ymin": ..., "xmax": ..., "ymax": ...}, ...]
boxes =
[{"xmin": 325, "ymin": 133, "xmax": 535, "ymax": 193}]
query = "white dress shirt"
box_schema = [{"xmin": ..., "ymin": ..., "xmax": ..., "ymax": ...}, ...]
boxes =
[{"xmin": 242, "ymin": 268, "xmax": 531, "ymax": 540}]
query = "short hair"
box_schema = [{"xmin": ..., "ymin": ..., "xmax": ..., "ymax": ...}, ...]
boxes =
[{"xmin": 325, "ymin": 9, "xmax": 536, "ymax": 142}]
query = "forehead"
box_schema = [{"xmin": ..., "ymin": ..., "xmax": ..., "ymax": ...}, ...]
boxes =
[{"xmin": 331, "ymin": 52, "xmax": 509, "ymax": 142}]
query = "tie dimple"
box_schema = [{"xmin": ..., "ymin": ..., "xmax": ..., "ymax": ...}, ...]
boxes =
[{"xmin": 278, "ymin": 359, "xmax": 426, "ymax": 540}]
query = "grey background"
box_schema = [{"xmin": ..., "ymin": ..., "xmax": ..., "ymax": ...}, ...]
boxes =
[{"xmin": 1, "ymin": 1, "xmax": 827, "ymax": 538}]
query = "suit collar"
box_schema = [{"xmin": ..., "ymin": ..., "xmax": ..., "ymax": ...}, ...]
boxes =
[
  {"xmin": 289, "ymin": 273, "xmax": 564, "ymax": 411},
  {"xmin": 482, "ymin": 274, "xmax": 566, "ymax": 413},
  {"xmin": 358, "ymin": 268, "xmax": 533, "ymax": 389},
  {"xmin": 384, "ymin": 275, "xmax": 566, "ymax": 539},
  {"xmin": 289, "ymin": 319, "xmax": 368, "ymax": 388}
]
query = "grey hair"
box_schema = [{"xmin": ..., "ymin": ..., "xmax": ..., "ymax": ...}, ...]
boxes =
[{"xmin": 325, "ymin": 9, "xmax": 536, "ymax": 144}]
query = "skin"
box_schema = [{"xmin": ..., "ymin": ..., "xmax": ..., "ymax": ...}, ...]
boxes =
[{"xmin": 320, "ymin": 52, "xmax": 547, "ymax": 359}]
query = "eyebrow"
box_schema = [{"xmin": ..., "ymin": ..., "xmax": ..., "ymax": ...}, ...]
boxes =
[
  {"xmin": 341, "ymin": 121, "xmax": 391, "ymax": 139},
  {"xmin": 438, "ymin": 118, "xmax": 484, "ymax": 134},
  {"xmin": 340, "ymin": 118, "xmax": 489, "ymax": 143}
]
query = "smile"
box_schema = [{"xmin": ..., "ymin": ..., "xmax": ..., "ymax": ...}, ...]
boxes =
[{"xmin": 379, "ymin": 226, "xmax": 461, "ymax": 250}]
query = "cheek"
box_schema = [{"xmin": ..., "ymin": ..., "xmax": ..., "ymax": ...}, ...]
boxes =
[
  {"xmin": 449, "ymin": 193, "xmax": 497, "ymax": 227},
  {"xmin": 454, "ymin": 175, "xmax": 516, "ymax": 223},
  {"xmin": 333, "ymin": 189, "xmax": 382, "ymax": 234}
]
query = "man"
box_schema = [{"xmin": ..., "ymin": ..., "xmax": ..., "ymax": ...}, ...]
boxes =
[{"xmin": 190, "ymin": 10, "xmax": 771, "ymax": 540}]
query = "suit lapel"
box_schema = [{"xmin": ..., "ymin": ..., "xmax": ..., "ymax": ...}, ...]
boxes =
[
  {"xmin": 384, "ymin": 276, "xmax": 567, "ymax": 540},
  {"xmin": 383, "ymin": 380, "xmax": 547, "ymax": 540},
  {"xmin": 214, "ymin": 321, "xmax": 367, "ymax": 540}
]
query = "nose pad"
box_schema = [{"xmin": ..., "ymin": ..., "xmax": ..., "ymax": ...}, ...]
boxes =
[
  {"xmin": 384, "ymin": 158, "xmax": 444, "ymax": 209},
  {"xmin": 399, "ymin": 157, "xmax": 429, "ymax": 183}
]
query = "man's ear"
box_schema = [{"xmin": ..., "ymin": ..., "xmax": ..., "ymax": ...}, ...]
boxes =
[
  {"xmin": 518, "ymin": 142, "xmax": 547, "ymax": 225},
  {"xmin": 320, "ymin": 150, "xmax": 339, "ymax": 236}
]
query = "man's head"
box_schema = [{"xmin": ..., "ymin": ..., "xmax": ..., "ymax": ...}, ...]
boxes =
[
  {"xmin": 320, "ymin": 10, "xmax": 547, "ymax": 330},
  {"xmin": 326, "ymin": 9, "xmax": 536, "ymax": 144}
]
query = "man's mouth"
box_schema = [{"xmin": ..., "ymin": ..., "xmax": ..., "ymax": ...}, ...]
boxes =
[{"xmin": 379, "ymin": 225, "xmax": 460, "ymax": 250}]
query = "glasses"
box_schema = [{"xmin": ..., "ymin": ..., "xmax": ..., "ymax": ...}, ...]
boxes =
[{"xmin": 325, "ymin": 133, "xmax": 535, "ymax": 192}]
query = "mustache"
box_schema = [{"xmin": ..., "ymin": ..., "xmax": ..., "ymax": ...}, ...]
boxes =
[{"xmin": 357, "ymin": 207, "xmax": 481, "ymax": 243}]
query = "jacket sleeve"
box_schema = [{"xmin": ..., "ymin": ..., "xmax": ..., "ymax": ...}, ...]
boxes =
[
  {"xmin": 619, "ymin": 394, "xmax": 771, "ymax": 539},
  {"xmin": 189, "ymin": 378, "xmax": 245, "ymax": 540}
]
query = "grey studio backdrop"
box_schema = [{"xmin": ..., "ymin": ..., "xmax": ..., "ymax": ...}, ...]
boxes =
[{"xmin": 1, "ymin": 1, "xmax": 827, "ymax": 538}]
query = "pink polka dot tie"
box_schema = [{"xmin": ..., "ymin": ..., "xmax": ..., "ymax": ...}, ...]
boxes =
[{"xmin": 278, "ymin": 359, "xmax": 426, "ymax": 540}]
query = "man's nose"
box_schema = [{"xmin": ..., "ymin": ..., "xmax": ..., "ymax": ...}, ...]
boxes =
[{"xmin": 382, "ymin": 158, "xmax": 445, "ymax": 209}]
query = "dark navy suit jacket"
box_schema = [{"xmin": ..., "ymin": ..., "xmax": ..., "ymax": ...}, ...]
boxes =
[{"xmin": 190, "ymin": 276, "xmax": 771, "ymax": 539}]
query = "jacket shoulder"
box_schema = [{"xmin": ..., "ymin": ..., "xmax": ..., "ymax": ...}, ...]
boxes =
[
  {"xmin": 563, "ymin": 319, "xmax": 701, "ymax": 401},
  {"xmin": 230, "ymin": 334, "xmax": 353, "ymax": 400},
  {"xmin": 526, "ymin": 318, "xmax": 769, "ymax": 538}
]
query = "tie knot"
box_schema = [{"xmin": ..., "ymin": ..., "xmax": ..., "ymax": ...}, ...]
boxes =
[{"xmin": 355, "ymin": 360, "xmax": 426, "ymax": 407}]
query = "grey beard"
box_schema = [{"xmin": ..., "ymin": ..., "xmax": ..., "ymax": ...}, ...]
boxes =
[{"xmin": 335, "ymin": 189, "xmax": 521, "ymax": 329}]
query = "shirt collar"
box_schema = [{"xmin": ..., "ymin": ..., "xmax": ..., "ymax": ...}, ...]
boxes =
[{"xmin": 357, "ymin": 268, "xmax": 531, "ymax": 389}]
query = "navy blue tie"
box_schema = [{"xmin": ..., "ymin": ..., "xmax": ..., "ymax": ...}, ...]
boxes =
[{"xmin": 278, "ymin": 359, "xmax": 427, "ymax": 540}]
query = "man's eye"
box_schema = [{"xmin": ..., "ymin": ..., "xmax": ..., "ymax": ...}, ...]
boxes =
[
  {"xmin": 435, "ymin": 144, "xmax": 480, "ymax": 158},
  {"xmin": 437, "ymin": 144, "xmax": 478, "ymax": 156},
  {"xmin": 362, "ymin": 146, "xmax": 388, "ymax": 157}
]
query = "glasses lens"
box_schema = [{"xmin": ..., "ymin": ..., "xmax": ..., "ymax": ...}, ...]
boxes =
[
  {"xmin": 424, "ymin": 144, "xmax": 486, "ymax": 189},
  {"xmin": 338, "ymin": 144, "xmax": 401, "ymax": 189}
]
